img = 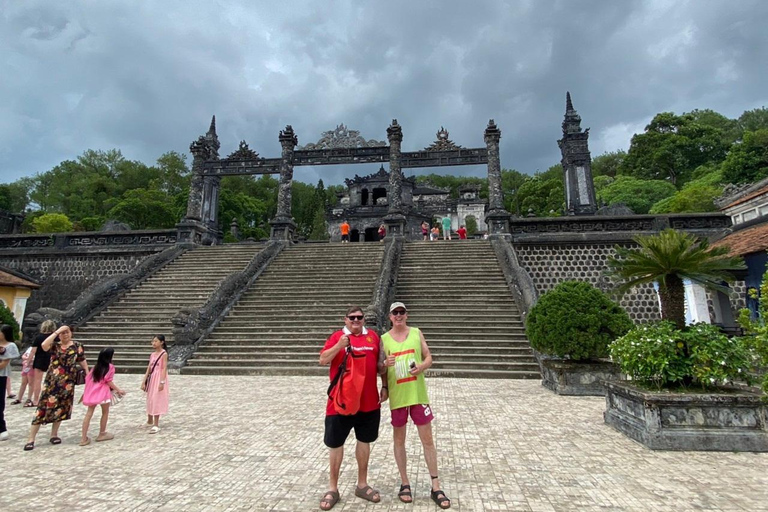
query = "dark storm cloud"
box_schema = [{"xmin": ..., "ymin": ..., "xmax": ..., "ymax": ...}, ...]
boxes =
[{"xmin": 1, "ymin": 0, "xmax": 767, "ymax": 186}]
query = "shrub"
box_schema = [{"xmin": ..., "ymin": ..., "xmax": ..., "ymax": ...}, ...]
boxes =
[
  {"xmin": 526, "ymin": 281, "xmax": 633, "ymax": 360},
  {"xmin": 610, "ymin": 321, "xmax": 753, "ymax": 389},
  {"xmin": 32, "ymin": 213, "xmax": 73, "ymax": 233},
  {"xmin": 737, "ymin": 269, "xmax": 768, "ymax": 392},
  {"xmin": 0, "ymin": 302, "xmax": 21, "ymax": 343}
]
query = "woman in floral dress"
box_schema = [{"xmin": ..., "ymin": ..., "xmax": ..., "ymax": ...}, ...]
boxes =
[{"xmin": 24, "ymin": 325, "xmax": 88, "ymax": 450}]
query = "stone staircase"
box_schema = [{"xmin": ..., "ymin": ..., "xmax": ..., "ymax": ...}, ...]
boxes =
[
  {"xmin": 183, "ymin": 243, "xmax": 385, "ymax": 375},
  {"xmin": 74, "ymin": 245, "xmax": 262, "ymax": 372},
  {"xmin": 394, "ymin": 240, "xmax": 539, "ymax": 379}
]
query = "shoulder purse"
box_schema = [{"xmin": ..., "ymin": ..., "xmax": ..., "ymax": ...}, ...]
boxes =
[
  {"xmin": 75, "ymin": 367, "xmax": 86, "ymax": 385},
  {"xmin": 144, "ymin": 351, "xmax": 166, "ymax": 390}
]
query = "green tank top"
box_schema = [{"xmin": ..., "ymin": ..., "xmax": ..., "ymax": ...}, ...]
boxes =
[{"xmin": 381, "ymin": 327, "xmax": 430, "ymax": 409}]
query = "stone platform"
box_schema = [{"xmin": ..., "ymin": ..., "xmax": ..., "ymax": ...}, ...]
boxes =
[{"xmin": 1, "ymin": 372, "xmax": 766, "ymax": 511}]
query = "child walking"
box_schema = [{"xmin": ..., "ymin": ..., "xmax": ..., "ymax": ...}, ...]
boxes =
[
  {"xmin": 141, "ymin": 335, "xmax": 168, "ymax": 434},
  {"xmin": 11, "ymin": 347, "xmax": 34, "ymax": 406},
  {"xmin": 80, "ymin": 348, "xmax": 125, "ymax": 446}
]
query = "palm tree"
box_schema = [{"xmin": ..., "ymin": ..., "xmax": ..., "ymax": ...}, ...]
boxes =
[{"xmin": 608, "ymin": 228, "xmax": 745, "ymax": 331}]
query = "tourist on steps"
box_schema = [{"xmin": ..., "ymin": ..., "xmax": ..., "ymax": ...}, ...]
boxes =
[
  {"xmin": 318, "ymin": 306, "xmax": 387, "ymax": 510},
  {"xmin": 382, "ymin": 302, "xmax": 451, "ymax": 509},
  {"xmin": 340, "ymin": 220, "xmax": 350, "ymax": 243},
  {"xmin": 80, "ymin": 347, "xmax": 125, "ymax": 446},
  {"xmin": 24, "ymin": 324, "xmax": 88, "ymax": 450},
  {"xmin": 29, "ymin": 320, "xmax": 56, "ymax": 407},
  {"xmin": 0, "ymin": 324, "xmax": 20, "ymax": 441},
  {"xmin": 441, "ymin": 216, "xmax": 452, "ymax": 240},
  {"xmin": 10, "ymin": 345, "xmax": 34, "ymax": 406},
  {"xmin": 141, "ymin": 335, "xmax": 169, "ymax": 434},
  {"xmin": 421, "ymin": 221, "xmax": 430, "ymax": 240},
  {"xmin": 378, "ymin": 223, "xmax": 386, "ymax": 242},
  {"xmin": 457, "ymin": 225, "xmax": 467, "ymax": 240},
  {"xmin": 430, "ymin": 225, "xmax": 439, "ymax": 241}
]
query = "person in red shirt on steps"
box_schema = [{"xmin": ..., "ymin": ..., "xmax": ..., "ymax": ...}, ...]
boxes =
[
  {"xmin": 457, "ymin": 225, "xmax": 467, "ymax": 240},
  {"xmin": 319, "ymin": 306, "xmax": 387, "ymax": 510}
]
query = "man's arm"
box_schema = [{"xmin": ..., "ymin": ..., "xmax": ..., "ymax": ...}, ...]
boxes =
[
  {"xmin": 319, "ymin": 334, "xmax": 348, "ymax": 366},
  {"xmin": 412, "ymin": 329, "xmax": 433, "ymax": 375}
]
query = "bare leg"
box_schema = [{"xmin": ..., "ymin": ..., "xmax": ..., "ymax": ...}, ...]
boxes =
[
  {"xmin": 355, "ymin": 441, "xmax": 371, "ymax": 488},
  {"xmin": 32, "ymin": 370, "xmax": 43, "ymax": 405},
  {"xmin": 393, "ymin": 425, "xmax": 412, "ymax": 502},
  {"xmin": 81, "ymin": 406, "xmax": 96, "ymax": 442},
  {"xmin": 50, "ymin": 421, "xmax": 61, "ymax": 439},
  {"xmin": 152, "ymin": 415, "xmax": 159, "ymax": 427},
  {"xmin": 146, "ymin": 414, "xmax": 153, "ymax": 426},
  {"xmin": 27, "ymin": 423, "xmax": 41, "ymax": 443},
  {"xmin": 416, "ymin": 422, "xmax": 441, "ymax": 491},
  {"xmin": 329, "ymin": 446, "xmax": 343, "ymax": 491},
  {"xmin": 17, "ymin": 375, "xmax": 29, "ymax": 401},
  {"xmin": 99, "ymin": 404, "xmax": 110, "ymax": 434}
]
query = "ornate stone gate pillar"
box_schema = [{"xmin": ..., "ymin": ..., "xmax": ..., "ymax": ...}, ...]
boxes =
[
  {"xmin": 484, "ymin": 119, "xmax": 511, "ymax": 239},
  {"xmin": 383, "ymin": 119, "xmax": 407, "ymax": 237},
  {"xmin": 177, "ymin": 116, "xmax": 221, "ymax": 245},
  {"xmin": 270, "ymin": 125, "xmax": 298, "ymax": 240}
]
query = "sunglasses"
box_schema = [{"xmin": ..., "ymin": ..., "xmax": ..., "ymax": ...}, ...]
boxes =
[
  {"xmin": 391, "ymin": 310, "xmax": 407, "ymax": 316},
  {"xmin": 347, "ymin": 315, "xmax": 364, "ymax": 321}
]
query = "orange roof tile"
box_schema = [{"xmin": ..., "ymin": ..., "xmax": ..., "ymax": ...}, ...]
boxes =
[
  {"xmin": 722, "ymin": 183, "xmax": 768, "ymax": 209},
  {"xmin": 0, "ymin": 270, "xmax": 39, "ymax": 289},
  {"xmin": 711, "ymin": 223, "xmax": 768, "ymax": 256}
]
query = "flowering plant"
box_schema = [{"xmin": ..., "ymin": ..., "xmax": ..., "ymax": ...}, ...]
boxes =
[{"xmin": 610, "ymin": 321, "xmax": 753, "ymax": 390}]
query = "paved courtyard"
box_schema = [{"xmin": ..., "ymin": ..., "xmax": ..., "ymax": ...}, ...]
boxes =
[{"xmin": 1, "ymin": 372, "xmax": 766, "ymax": 511}]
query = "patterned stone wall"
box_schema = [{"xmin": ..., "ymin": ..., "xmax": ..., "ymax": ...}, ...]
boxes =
[
  {"xmin": 514, "ymin": 242, "xmax": 662, "ymax": 322},
  {"xmin": 0, "ymin": 249, "xmax": 161, "ymax": 314}
]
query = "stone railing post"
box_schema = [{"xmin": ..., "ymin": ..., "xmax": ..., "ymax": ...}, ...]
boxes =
[
  {"xmin": 384, "ymin": 120, "xmax": 407, "ymax": 237},
  {"xmin": 270, "ymin": 126, "xmax": 298, "ymax": 240},
  {"xmin": 484, "ymin": 120, "xmax": 512, "ymax": 239},
  {"xmin": 178, "ymin": 116, "xmax": 220, "ymax": 245}
]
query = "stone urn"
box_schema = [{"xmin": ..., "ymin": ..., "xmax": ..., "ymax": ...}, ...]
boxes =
[
  {"xmin": 603, "ymin": 380, "xmax": 768, "ymax": 452},
  {"xmin": 537, "ymin": 355, "xmax": 623, "ymax": 396}
]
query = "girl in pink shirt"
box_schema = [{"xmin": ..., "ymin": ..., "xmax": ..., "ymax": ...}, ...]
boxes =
[{"xmin": 80, "ymin": 347, "xmax": 125, "ymax": 445}]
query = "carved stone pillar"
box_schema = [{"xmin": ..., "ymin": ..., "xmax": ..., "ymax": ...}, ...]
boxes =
[
  {"xmin": 178, "ymin": 116, "xmax": 220, "ymax": 245},
  {"xmin": 384, "ymin": 119, "xmax": 407, "ymax": 237},
  {"xmin": 559, "ymin": 92, "xmax": 597, "ymax": 215},
  {"xmin": 484, "ymin": 119, "xmax": 511, "ymax": 239},
  {"xmin": 270, "ymin": 125, "xmax": 298, "ymax": 240}
]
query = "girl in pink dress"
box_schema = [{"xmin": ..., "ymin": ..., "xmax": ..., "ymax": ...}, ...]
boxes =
[
  {"xmin": 141, "ymin": 335, "xmax": 169, "ymax": 434},
  {"xmin": 80, "ymin": 347, "xmax": 125, "ymax": 446}
]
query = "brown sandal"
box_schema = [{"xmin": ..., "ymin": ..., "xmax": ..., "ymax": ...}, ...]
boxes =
[
  {"xmin": 355, "ymin": 485, "xmax": 381, "ymax": 503},
  {"xmin": 431, "ymin": 489, "xmax": 451, "ymax": 509},
  {"xmin": 398, "ymin": 484, "xmax": 413, "ymax": 503},
  {"xmin": 319, "ymin": 490, "xmax": 340, "ymax": 510}
]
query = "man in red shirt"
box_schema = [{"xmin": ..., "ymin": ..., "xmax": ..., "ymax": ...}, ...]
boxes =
[
  {"xmin": 457, "ymin": 225, "xmax": 467, "ymax": 240},
  {"xmin": 319, "ymin": 306, "xmax": 386, "ymax": 510}
]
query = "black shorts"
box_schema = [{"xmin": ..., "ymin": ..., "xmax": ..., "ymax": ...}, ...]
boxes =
[
  {"xmin": 341, "ymin": 234, "xmax": 350, "ymax": 241},
  {"xmin": 324, "ymin": 409, "xmax": 380, "ymax": 448}
]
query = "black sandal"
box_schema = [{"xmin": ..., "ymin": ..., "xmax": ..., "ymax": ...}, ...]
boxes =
[
  {"xmin": 10, "ymin": 399, "xmax": 22, "ymax": 405},
  {"xmin": 431, "ymin": 489, "xmax": 451, "ymax": 509},
  {"xmin": 23, "ymin": 442, "xmax": 34, "ymax": 451},
  {"xmin": 49, "ymin": 437, "xmax": 62, "ymax": 445},
  {"xmin": 398, "ymin": 484, "xmax": 412, "ymax": 503}
]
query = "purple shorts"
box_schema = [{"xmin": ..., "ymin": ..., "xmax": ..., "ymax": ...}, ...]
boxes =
[{"xmin": 391, "ymin": 404, "xmax": 434, "ymax": 427}]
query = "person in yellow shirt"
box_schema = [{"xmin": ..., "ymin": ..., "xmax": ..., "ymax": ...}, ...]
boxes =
[{"xmin": 382, "ymin": 302, "xmax": 451, "ymax": 509}]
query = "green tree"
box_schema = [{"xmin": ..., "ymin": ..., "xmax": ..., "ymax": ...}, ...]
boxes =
[
  {"xmin": 737, "ymin": 107, "xmax": 768, "ymax": 136},
  {"xmin": 32, "ymin": 213, "xmax": 73, "ymax": 233},
  {"xmin": 308, "ymin": 207, "xmax": 329, "ymax": 240},
  {"xmin": 292, "ymin": 181, "xmax": 320, "ymax": 238},
  {"xmin": 517, "ymin": 172, "xmax": 564, "ymax": 217},
  {"xmin": 650, "ymin": 168, "xmax": 724, "ymax": 214},
  {"xmin": 597, "ymin": 176, "xmax": 676, "ymax": 214},
  {"xmin": 608, "ymin": 229, "xmax": 745, "ymax": 330},
  {"xmin": 0, "ymin": 302, "xmax": 21, "ymax": 342},
  {"xmin": 592, "ymin": 150, "xmax": 626, "ymax": 178},
  {"xmin": 464, "ymin": 215, "xmax": 478, "ymax": 236},
  {"xmin": 501, "ymin": 169, "xmax": 527, "ymax": 215},
  {"xmin": 620, "ymin": 112, "xmax": 729, "ymax": 186},
  {"xmin": 107, "ymin": 189, "xmax": 180, "ymax": 229},
  {"xmin": 720, "ymin": 129, "xmax": 768, "ymax": 184}
]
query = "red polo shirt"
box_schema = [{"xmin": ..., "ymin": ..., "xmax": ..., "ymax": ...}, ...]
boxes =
[{"xmin": 322, "ymin": 327, "xmax": 381, "ymax": 416}]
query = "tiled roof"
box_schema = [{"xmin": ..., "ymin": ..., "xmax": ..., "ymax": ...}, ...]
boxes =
[
  {"xmin": 722, "ymin": 183, "xmax": 768, "ymax": 209},
  {"xmin": 711, "ymin": 223, "xmax": 768, "ymax": 256},
  {"xmin": 0, "ymin": 270, "xmax": 40, "ymax": 289}
]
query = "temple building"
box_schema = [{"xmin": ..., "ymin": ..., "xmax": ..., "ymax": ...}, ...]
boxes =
[{"xmin": 327, "ymin": 165, "xmax": 488, "ymax": 241}]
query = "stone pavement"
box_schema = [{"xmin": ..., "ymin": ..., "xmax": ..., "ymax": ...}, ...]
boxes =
[{"xmin": 1, "ymin": 372, "xmax": 766, "ymax": 511}]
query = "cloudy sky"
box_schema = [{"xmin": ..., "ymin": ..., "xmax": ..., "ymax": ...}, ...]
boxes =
[{"xmin": 1, "ymin": 0, "xmax": 766, "ymax": 186}]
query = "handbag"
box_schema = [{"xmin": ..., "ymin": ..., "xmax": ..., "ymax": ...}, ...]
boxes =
[
  {"xmin": 327, "ymin": 347, "xmax": 367, "ymax": 415},
  {"xmin": 110, "ymin": 390, "xmax": 123, "ymax": 406},
  {"xmin": 75, "ymin": 368, "xmax": 86, "ymax": 386}
]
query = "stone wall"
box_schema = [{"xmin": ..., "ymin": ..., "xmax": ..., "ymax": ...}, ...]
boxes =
[
  {"xmin": 0, "ymin": 247, "xmax": 166, "ymax": 314},
  {"xmin": 514, "ymin": 242, "xmax": 662, "ymax": 322}
]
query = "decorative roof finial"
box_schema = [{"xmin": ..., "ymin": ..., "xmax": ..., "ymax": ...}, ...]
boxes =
[
  {"xmin": 207, "ymin": 115, "xmax": 217, "ymax": 137},
  {"xmin": 566, "ymin": 92, "xmax": 574, "ymax": 112}
]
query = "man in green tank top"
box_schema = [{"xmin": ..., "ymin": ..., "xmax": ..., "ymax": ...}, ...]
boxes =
[{"xmin": 382, "ymin": 302, "xmax": 451, "ymax": 509}]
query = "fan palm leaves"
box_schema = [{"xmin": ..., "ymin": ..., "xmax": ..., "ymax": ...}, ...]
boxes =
[{"xmin": 608, "ymin": 228, "xmax": 745, "ymax": 330}]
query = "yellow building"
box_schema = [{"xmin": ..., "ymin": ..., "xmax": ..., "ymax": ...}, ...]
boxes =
[{"xmin": 0, "ymin": 267, "xmax": 40, "ymax": 324}]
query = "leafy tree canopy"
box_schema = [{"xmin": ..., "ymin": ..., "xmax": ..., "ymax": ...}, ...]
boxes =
[
  {"xmin": 591, "ymin": 150, "xmax": 626, "ymax": 178},
  {"xmin": 32, "ymin": 213, "xmax": 73, "ymax": 233},
  {"xmin": 720, "ymin": 129, "xmax": 768, "ymax": 184},
  {"xmin": 597, "ymin": 176, "xmax": 676, "ymax": 214}
]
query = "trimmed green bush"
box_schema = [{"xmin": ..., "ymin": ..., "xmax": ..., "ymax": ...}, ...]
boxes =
[
  {"xmin": 526, "ymin": 281, "xmax": 633, "ymax": 360},
  {"xmin": 0, "ymin": 302, "xmax": 21, "ymax": 343}
]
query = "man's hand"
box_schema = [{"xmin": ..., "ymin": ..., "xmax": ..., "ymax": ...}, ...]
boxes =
[
  {"xmin": 379, "ymin": 387, "xmax": 389, "ymax": 403},
  {"xmin": 338, "ymin": 335, "xmax": 350, "ymax": 348},
  {"xmin": 385, "ymin": 354, "xmax": 396, "ymax": 367},
  {"xmin": 409, "ymin": 363, "xmax": 424, "ymax": 376}
]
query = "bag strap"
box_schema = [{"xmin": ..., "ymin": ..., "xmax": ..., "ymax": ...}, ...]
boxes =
[
  {"xmin": 147, "ymin": 350, "xmax": 166, "ymax": 379},
  {"xmin": 327, "ymin": 347, "xmax": 350, "ymax": 397}
]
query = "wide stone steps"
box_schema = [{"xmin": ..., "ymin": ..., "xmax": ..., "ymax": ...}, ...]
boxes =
[
  {"xmin": 393, "ymin": 240, "xmax": 538, "ymax": 379},
  {"xmin": 76, "ymin": 244, "xmax": 263, "ymax": 371},
  {"xmin": 183, "ymin": 243, "xmax": 385, "ymax": 375}
]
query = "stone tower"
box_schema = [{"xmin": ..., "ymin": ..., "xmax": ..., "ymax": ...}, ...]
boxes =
[{"xmin": 558, "ymin": 92, "xmax": 597, "ymax": 215}]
